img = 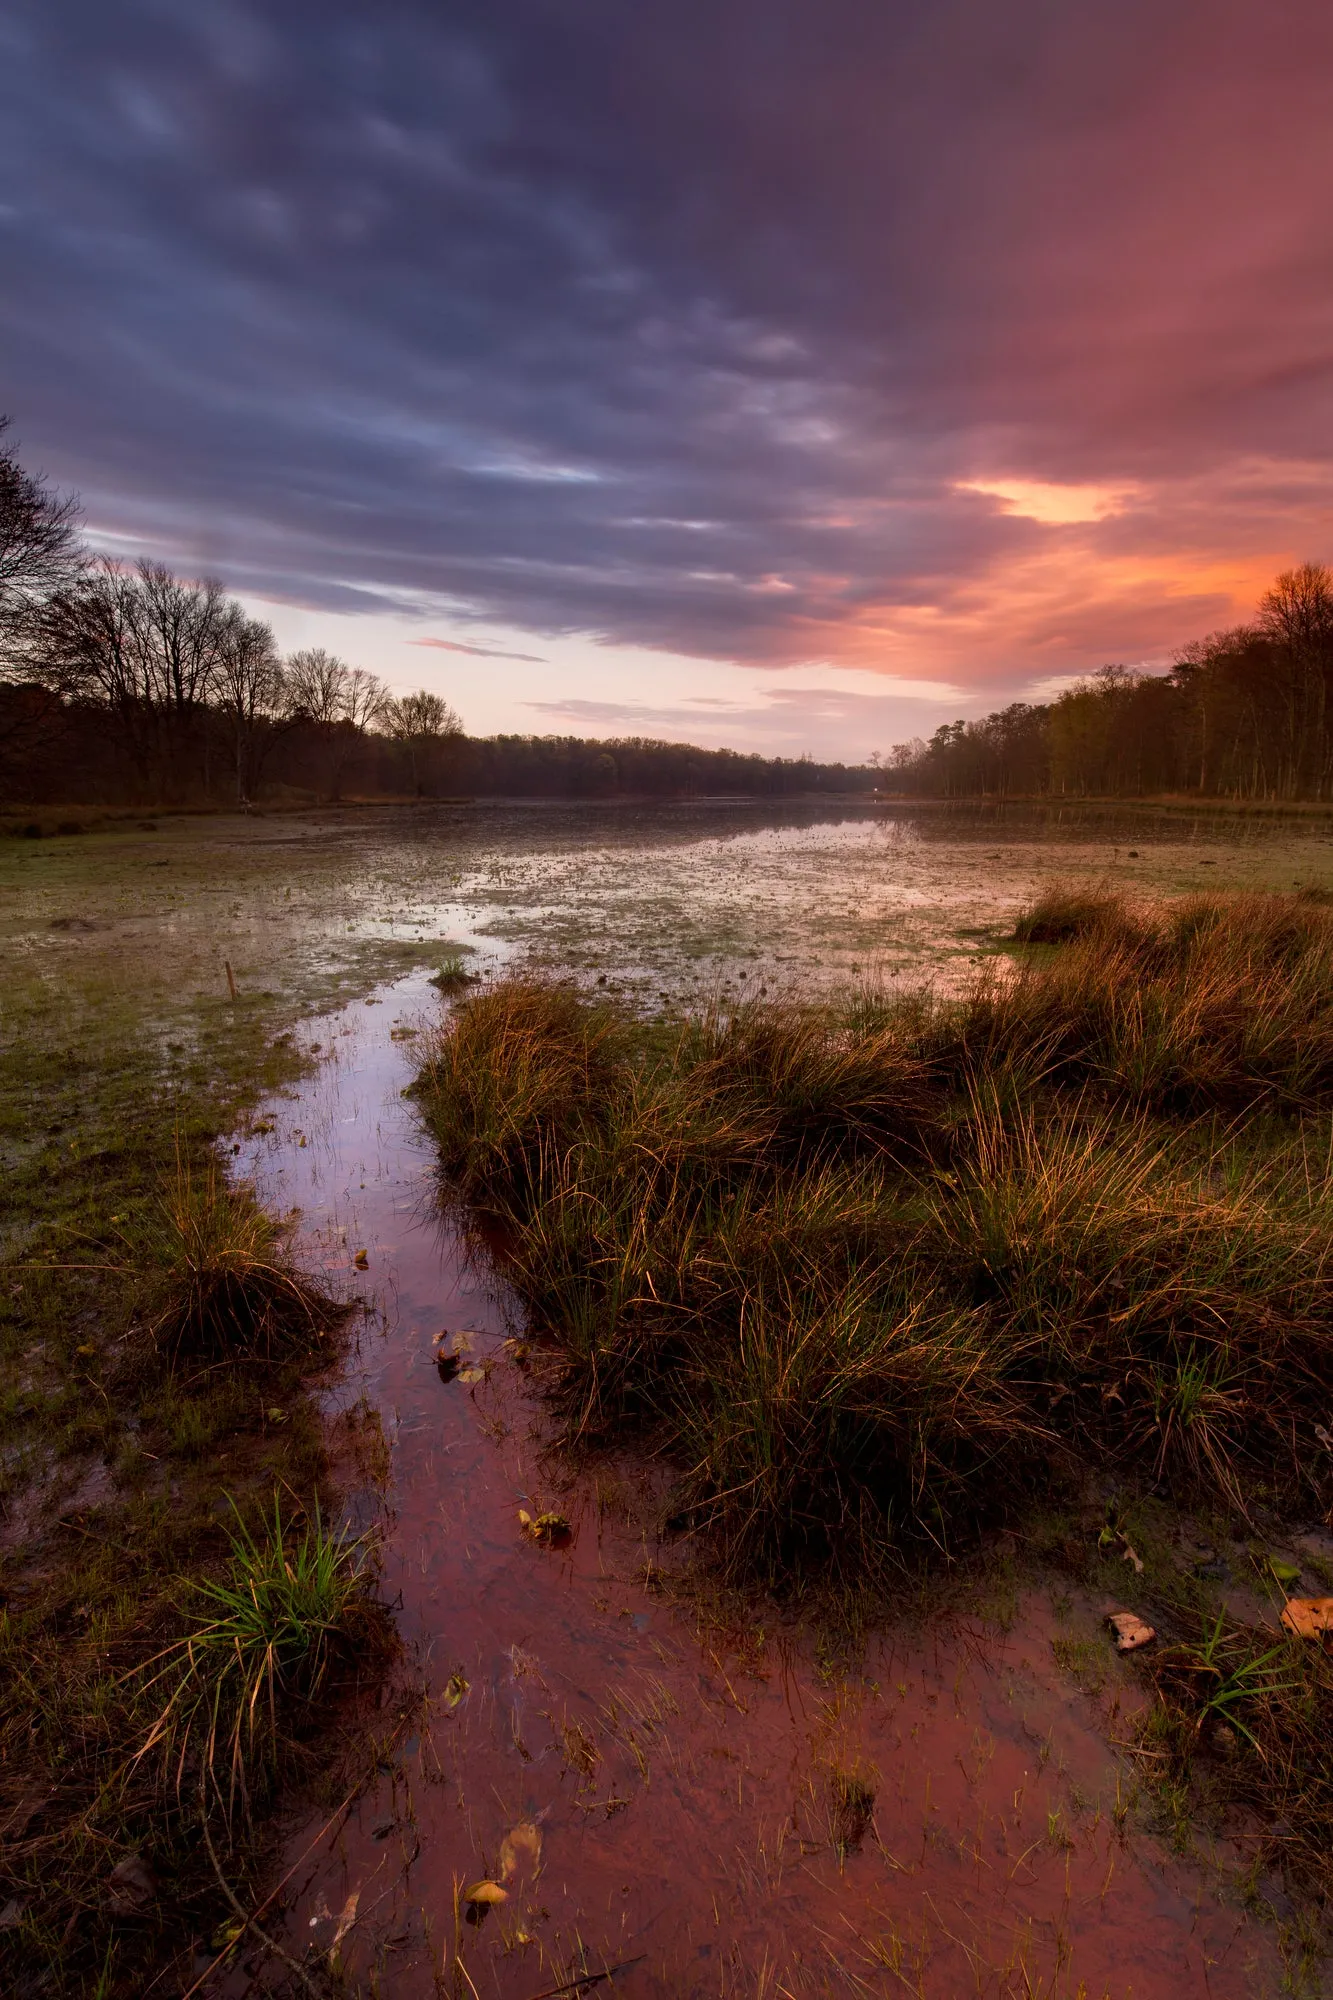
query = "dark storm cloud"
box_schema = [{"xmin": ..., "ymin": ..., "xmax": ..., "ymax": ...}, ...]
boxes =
[{"xmin": 2, "ymin": 0, "xmax": 1331, "ymax": 686}]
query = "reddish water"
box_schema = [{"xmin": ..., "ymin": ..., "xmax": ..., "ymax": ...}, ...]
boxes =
[{"xmin": 232, "ymin": 974, "xmax": 1283, "ymax": 1999}]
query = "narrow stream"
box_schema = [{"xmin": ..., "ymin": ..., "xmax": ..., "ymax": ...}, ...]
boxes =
[{"xmin": 229, "ymin": 972, "xmax": 1284, "ymax": 1998}]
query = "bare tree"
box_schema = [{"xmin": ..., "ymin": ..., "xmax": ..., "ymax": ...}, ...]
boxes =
[
  {"xmin": 0, "ymin": 422, "xmax": 85, "ymax": 794},
  {"xmin": 1259, "ymin": 563, "xmax": 1333, "ymax": 794},
  {"xmin": 34, "ymin": 560, "xmax": 159, "ymax": 786},
  {"xmin": 385, "ymin": 688, "xmax": 463, "ymax": 793},
  {"xmin": 35, "ymin": 559, "xmax": 246, "ymax": 798},
  {"xmin": 214, "ymin": 610, "xmax": 285, "ymax": 804},
  {"xmin": 343, "ymin": 666, "xmax": 390, "ymax": 733},
  {"xmin": 0, "ymin": 418, "xmax": 83, "ymax": 661},
  {"xmin": 283, "ymin": 647, "xmax": 350, "ymax": 724},
  {"xmin": 283, "ymin": 649, "xmax": 388, "ymax": 799}
]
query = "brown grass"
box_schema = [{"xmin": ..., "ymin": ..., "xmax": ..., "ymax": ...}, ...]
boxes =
[{"xmin": 414, "ymin": 893, "xmax": 1333, "ymax": 1577}]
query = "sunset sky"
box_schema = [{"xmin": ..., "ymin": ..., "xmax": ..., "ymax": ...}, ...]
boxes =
[{"xmin": 2, "ymin": 0, "xmax": 1331, "ymax": 759}]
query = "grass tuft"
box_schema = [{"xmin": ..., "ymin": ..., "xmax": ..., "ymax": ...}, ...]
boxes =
[
  {"xmin": 150, "ymin": 1145, "xmax": 341, "ymax": 1361},
  {"xmin": 138, "ymin": 1494, "xmax": 378, "ymax": 1822}
]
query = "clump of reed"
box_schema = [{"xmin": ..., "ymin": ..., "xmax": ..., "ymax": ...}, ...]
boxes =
[
  {"xmin": 414, "ymin": 893, "xmax": 1333, "ymax": 1576},
  {"xmin": 149, "ymin": 1146, "xmax": 341, "ymax": 1361}
]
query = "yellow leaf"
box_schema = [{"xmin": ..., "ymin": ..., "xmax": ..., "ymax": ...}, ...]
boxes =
[
  {"xmin": 442, "ymin": 1670, "xmax": 470, "ymax": 1708},
  {"xmin": 1281, "ymin": 1596, "xmax": 1333, "ymax": 1639},
  {"xmin": 353, "ymin": 1249, "xmax": 369, "ymax": 1269},
  {"xmin": 458, "ymin": 1365, "xmax": 485, "ymax": 1384},
  {"xmin": 499, "ymin": 1821, "xmax": 542, "ymax": 1879},
  {"xmin": 519, "ymin": 1509, "xmax": 571, "ymax": 1545},
  {"xmin": 1107, "ymin": 1610, "xmax": 1155, "ymax": 1652},
  {"xmin": 463, "ymin": 1880, "xmax": 507, "ymax": 1906}
]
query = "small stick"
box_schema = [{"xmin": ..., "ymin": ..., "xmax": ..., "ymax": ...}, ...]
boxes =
[
  {"xmin": 178, "ymin": 1768, "xmax": 370, "ymax": 2000},
  {"xmin": 197, "ymin": 1809, "xmax": 325, "ymax": 2000},
  {"xmin": 225, "ymin": 960, "xmax": 238, "ymax": 1001},
  {"xmin": 521, "ymin": 1956, "xmax": 647, "ymax": 2000}
]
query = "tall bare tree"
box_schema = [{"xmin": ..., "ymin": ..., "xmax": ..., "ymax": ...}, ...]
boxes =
[
  {"xmin": 214, "ymin": 611, "xmax": 285, "ymax": 804},
  {"xmin": 0, "ymin": 420, "xmax": 84, "ymax": 790},
  {"xmin": 0, "ymin": 418, "xmax": 83, "ymax": 659},
  {"xmin": 283, "ymin": 647, "xmax": 349, "ymax": 724},
  {"xmin": 1258, "ymin": 563, "xmax": 1333, "ymax": 795},
  {"xmin": 385, "ymin": 688, "xmax": 463, "ymax": 793},
  {"xmin": 283, "ymin": 649, "xmax": 388, "ymax": 798}
]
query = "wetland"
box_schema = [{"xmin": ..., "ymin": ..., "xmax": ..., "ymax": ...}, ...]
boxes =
[{"xmin": 5, "ymin": 796, "xmax": 1333, "ymax": 1998}]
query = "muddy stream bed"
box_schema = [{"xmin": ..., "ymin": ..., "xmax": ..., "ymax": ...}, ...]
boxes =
[{"xmin": 227, "ymin": 966, "xmax": 1285, "ymax": 2000}]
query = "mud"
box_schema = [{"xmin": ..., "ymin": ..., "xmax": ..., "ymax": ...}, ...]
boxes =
[{"xmin": 226, "ymin": 970, "xmax": 1287, "ymax": 1999}]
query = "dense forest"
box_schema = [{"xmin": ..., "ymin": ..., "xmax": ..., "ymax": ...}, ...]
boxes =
[
  {"xmin": 886, "ymin": 563, "xmax": 1333, "ymax": 801},
  {"xmin": 0, "ymin": 424, "xmax": 867, "ymax": 808}
]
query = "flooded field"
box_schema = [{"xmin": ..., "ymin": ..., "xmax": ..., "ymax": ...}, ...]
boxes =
[
  {"xmin": 10, "ymin": 797, "xmax": 1333, "ymax": 1028},
  {"xmin": 8, "ymin": 797, "xmax": 1333, "ymax": 1996}
]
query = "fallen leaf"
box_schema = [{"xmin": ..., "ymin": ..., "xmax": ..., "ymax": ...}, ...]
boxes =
[
  {"xmin": 499, "ymin": 1820, "xmax": 542, "ymax": 1880},
  {"xmin": 463, "ymin": 1880, "xmax": 507, "ymax": 1906},
  {"xmin": 330, "ymin": 1888, "xmax": 360, "ymax": 1954},
  {"xmin": 210, "ymin": 1917, "xmax": 245, "ymax": 1953},
  {"xmin": 1281, "ymin": 1596, "xmax": 1333, "ymax": 1639},
  {"xmin": 1107, "ymin": 1611, "xmax": 1155, "ymax": 1653},
  {"xmin": 442, "ymin": 1670, "xmax": 470, "ymax": 1708},
  {"xmin": 265, "ymin": 1406, "xmax": 287, "ymax": 1424},
  {"xmin": 519, "ymin": 1509, "xmax": 571, "ymax": 1546},
  {"xmin": 298, "ymin": 1135, "xmax": 308, "ymax": 1147},
  {"xmin": 1120, "ymin": 1541, "xmax": 1144, "ymax": 1574},
  {"xmin": 457, "ymin": 1365, "xmax": 485, "ymax": 1385},
  {"xmin": 0, "ymin": 1899, "xmax": 25, "ymax": 1932},
  {"xmin": 107, "ymin": 1853, "xmax": 157, "ymax": 1913},
  {"xmin": 1315, "ymin": 1423, "xmax": 1333, "ymax": 1450},
  {"xmin": 354, "ymin": 1249, "xmax": 369, "ymax": 1270}
]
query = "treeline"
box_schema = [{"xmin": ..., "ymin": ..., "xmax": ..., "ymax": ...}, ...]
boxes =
[
  {"xmin": 0, "ymin": 423, "xmax": 867, "ymax": 807},
  {"xmin": 887, "ymin": 564, "xmax": 1333, "ymax": 801}
]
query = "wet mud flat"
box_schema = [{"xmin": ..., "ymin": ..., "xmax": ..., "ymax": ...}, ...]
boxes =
[{"xmin": 227, "ymin": 974, "xmax": 1290, "ymax": 1999}]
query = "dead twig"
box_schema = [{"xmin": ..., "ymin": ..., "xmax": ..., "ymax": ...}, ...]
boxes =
[{"xmin": 521, "ymin": 1956, "xmax": 647, "ymax": 2000}]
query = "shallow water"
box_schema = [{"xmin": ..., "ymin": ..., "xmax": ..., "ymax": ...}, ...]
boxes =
[
  {"xmin": 333, "ymin": 796, "xmax": 1333, "ymax": 1001},
  {"xmin": 228, "ymin": 968, "xmax": 1287, "ymax": 1999}
]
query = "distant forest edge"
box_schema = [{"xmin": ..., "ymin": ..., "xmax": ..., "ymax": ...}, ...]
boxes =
[
  {"xmin": 888, "ymin": 560, "xmax": 1333, "ymax": 803},
  {"xmin": 3, "ymin": 420, "xmax": 1332, "ymax": 809}
]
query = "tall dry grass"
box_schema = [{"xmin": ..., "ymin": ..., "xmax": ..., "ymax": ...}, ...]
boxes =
[
  {"xmin": 150, "ymin": 1145, "xmax": 341, "ymax": 1361},
  {"xmin": 415, "ymin": 892, "xmax": 1333, "ymax": 1573}
]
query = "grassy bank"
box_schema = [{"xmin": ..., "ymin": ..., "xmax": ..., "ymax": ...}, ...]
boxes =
[
  {"xmin": 416, "ymin": 887, "xmax": 1333, "ymax": 1895},
  {"xmin": 0, "ymin": 838, "xmax": 431, "ymax": 1996}
]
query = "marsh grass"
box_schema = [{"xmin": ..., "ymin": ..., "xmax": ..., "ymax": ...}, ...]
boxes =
[
  {"xmin": 1140, "ymin": 1609, "xmax": 1333, "ymax": 1899},
  {"xmin": 416, "ymin": 892, "xmax": 1333, "ymax": 1577},
  {"xmin": 138, "ymin": 1495, "xmax": 380, "ymax": 1825},
  {"xmin": 0, "ymin": 908, "xmax": 406, "ymax": 1993},
  {"xmin": 148, "ymin": 1144, "xmax": 344, "ymax": 1362}
]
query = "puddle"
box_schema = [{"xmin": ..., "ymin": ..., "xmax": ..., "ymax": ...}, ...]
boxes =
[{"xmin": 230, "ymin": 973, "xmax": 1286, "ymax": 1998}]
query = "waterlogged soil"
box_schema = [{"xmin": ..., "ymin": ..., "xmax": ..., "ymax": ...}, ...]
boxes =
[
  {"xmin": 228, "ymin": 969, "xmax": 1291, "ymax": 1999},
  {"xmin": 7, "ymin": 798, "xmax": 1333, "ymax": 1028}
]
